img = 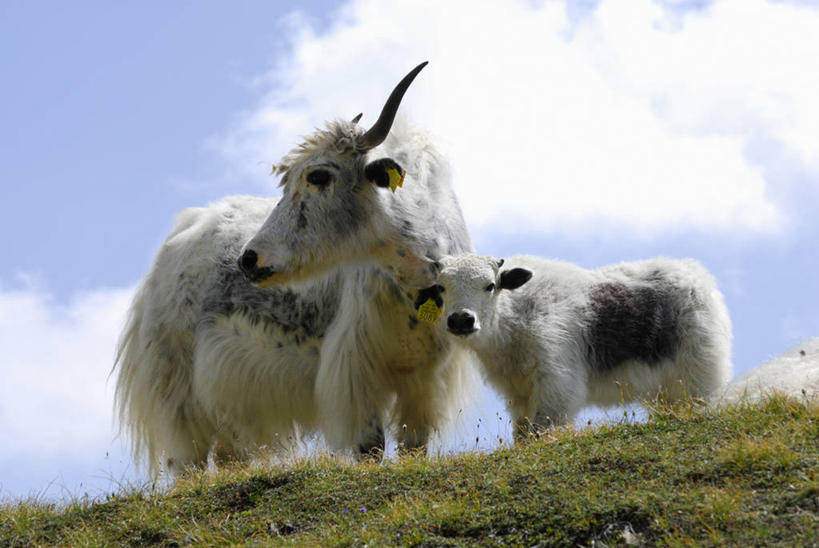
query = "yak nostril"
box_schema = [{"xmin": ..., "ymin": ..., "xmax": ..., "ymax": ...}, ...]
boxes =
[{"xmin": 238, "ymin": 249, "xmax": 258, "ymax": 273}]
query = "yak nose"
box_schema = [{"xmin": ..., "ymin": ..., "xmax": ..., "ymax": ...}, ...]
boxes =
[
  {"xmin": 447, "ymin": 311, "xmax": 477, "ymax": 335},
  {"xmin": 238, "ymin": 249, "xmax": 258, "ymax": 275},
  {"xmin": 237, "ymin": 249, "xmax": 279, "ymax": 285}
]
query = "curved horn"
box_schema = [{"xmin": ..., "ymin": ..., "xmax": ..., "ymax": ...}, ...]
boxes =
[
  {"xmin": 357, "ymin": 61, "xmax": 428, "ymax": 151},
  {"xmin": 350, "ymin": 112, "xmax": 363, "ymax": 124}
]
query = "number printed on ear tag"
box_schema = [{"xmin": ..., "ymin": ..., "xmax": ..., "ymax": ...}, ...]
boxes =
[
  {"xmin": 387, "ymin": 168, "xmax": 406, "ymax": 193},
  {"xmin": 417, "ymin": 298, "xmax": 443, "ymax": 323}
]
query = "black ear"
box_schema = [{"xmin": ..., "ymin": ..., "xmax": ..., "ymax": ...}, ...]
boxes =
[
  {"xmin": 499, "ymin": 268, "xmax": 533, "ymax": 290},
  {"xmin": 414, "ymin": 284, "xmax": 444, "ymax": 309},
  {"xmin": 364, "ymin": 158, "xmax": 405, "ymax": 189}
]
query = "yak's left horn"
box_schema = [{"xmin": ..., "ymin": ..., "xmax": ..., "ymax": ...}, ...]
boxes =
[{"xmin": 357, "ymin": 61, "xmax": 428, "ymax": 151}]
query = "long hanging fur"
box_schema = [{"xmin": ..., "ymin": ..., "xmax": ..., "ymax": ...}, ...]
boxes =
[{"xmin": 114, "ymin": 117, "xmax": 477, "ymax": 476}]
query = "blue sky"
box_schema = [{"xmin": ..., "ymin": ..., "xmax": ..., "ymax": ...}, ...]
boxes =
[{"xmin": 1, "ymin": 0, "xmax": 817, "ymax": 501}]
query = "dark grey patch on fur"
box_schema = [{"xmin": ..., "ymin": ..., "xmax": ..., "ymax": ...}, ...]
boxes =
[
  {"xmin": 399, "ymin": 219, "xmax": 415, "ymax": 240},
  {"xmin": 202, "ymin": 261, "xmax": 340, "ymax": 341},
  {"xmin": 587, "ymin": 280, "xmax": 680, "ymax": 371},
  {"xmin": 379, "ymin": 272, "xmax": 408, "ymax": 303},
  {"xmin": 511, "ymin": 295, "xmax": 541, "ymax": 324},
  {"xmin": 357, "ymin": 416, "xmax": 385, "ymax": 460},
  {"xmin": 297, "ymin": 201, "xmax": 308, "ymax": 230},
  {"xmin": 326, "ymin": 167, "xmax": 366, "ymax": 240},
  {"xmin": 407, "ymin": 315, "xmax": 419, "ymax": 330},
  {"xmin": 532, "ymin": 410, "xmax": 557, "ymax": 430},
  {"xmin": 396, "ymin": 248, "xmax": 407, "ymax": 257}
]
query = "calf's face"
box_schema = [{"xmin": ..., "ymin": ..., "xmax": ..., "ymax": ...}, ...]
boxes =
[{"xmin": 419, "ymin": 254, "xmax": 532, "ymax": 338}]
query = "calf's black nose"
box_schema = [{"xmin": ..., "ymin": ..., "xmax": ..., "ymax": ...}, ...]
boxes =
[
  {"xmin": 447, "ymin": 311, "xmax": 476, "ymax": 335},
  {"xmin": 238, "ymin": 249, "xmax": 258, "ymax": 274}
]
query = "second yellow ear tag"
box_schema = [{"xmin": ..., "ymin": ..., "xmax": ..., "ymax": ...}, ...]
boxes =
[
  {"xmin": 387, "ymin": 168, "xmax": 406, "ymax": 193},
  {"xmin": 417, "ymin": 298, "xmax": 443, "ymax": 323}
]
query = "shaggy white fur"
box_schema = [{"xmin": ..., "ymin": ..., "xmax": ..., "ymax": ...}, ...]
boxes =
[
  {"xmin": 713, "ymin": 338, "xmax": 819, "ymax": 404},
  {"xmin": 115, "ymin": 107, "xmax": 476, "ymax": 475}
]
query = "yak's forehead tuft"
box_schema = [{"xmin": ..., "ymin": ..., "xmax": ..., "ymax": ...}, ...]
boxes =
[{"xmin": 273, "ymin": 119, "xmax": 364, "ymax": 185}]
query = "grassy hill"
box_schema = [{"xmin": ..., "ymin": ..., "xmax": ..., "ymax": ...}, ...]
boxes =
[{"xmin": 2, "ymin": 395, "xmax": 817, "ymax": 547}]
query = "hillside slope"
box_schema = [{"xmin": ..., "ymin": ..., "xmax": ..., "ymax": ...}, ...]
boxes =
[{"xmin": 2, "ymin": 395, "xmax": 817, "ymax": 547}]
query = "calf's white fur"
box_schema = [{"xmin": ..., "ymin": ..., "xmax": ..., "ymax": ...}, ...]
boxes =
[{"xmin": 424, "ymin": 254, "xmax": 732, "ymax": 439}]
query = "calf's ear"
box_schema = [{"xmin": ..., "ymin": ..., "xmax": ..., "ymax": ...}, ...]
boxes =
[
  {"xmin": 499, "ymin": 268, "xmax": 533, "ymax": 291},
  {"xmin": 364, "ymin": 158, "xmax": 406, "ymax": 192},
  {"xmin": 414, "ymin": 284, "xmax": 444, "ymax": 309}
]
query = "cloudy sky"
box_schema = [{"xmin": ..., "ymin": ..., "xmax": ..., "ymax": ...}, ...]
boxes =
[{"xmin": 1, "ymin": 0, "xmax": 817, "ymax": 501}]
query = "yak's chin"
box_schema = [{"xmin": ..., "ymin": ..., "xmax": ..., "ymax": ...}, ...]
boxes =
[
  {"xmin": 252, "ymin": 261, "xmax": 337, "ymax": 289},
  {"xmin": 253, "ymin": 272, "xmax": 285, "ymax": 288}
]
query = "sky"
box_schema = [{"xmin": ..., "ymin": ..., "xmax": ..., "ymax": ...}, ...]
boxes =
[{"xmin": 1, "ymin": 0, "xmax": 817, "ymax": 501}]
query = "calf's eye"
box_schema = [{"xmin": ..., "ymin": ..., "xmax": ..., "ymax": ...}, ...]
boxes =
[
  {"xmin": 485, "ymin": 283, "xmax": 495, "ymax": 292},
  {"xmin": 306, "ymin": 169, "xmax": 333, "ymax": 187}
]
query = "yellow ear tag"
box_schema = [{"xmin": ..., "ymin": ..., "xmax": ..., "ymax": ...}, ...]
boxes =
[
  {"xmin": 417, "ymin": 298, "xmax": 443, "ymax": 323},
  {"xmin": 387, "ymin": 168, "xmax": 406, "ymax": 193}
]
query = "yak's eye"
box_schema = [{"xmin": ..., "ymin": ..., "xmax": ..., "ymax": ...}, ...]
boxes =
[
  {"xmin": 485, "ymin": 283, "xmax": 495, "ymax": 292},
  {"xmin": 306, "ymin": 169, "xmax": 333, "ymax": 187}
]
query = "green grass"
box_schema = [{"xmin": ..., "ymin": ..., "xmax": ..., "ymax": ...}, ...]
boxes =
[{"xmin": 2, "ymin": 394, "xmax": 817, "ymax": 547}]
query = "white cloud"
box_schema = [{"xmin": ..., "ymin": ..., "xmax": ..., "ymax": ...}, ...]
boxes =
[
  {"xmin": 215, "ymin": 0, "xmax": 819, "ymax": 237},
  {"xmin": 0, "ymin": 283, "xmax": 134, "ymax": 495}
]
